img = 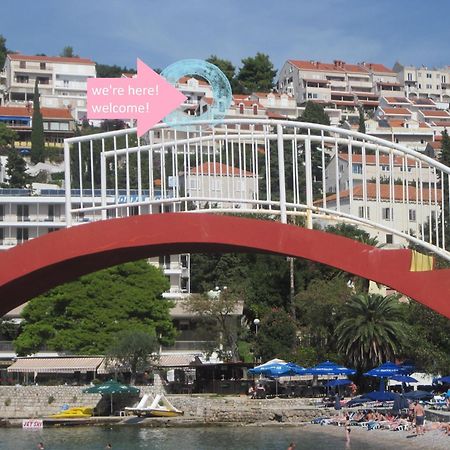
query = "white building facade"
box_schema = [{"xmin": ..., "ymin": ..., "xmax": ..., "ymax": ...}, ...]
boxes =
[{"xmin": 2, "ymin": 54, "xmax": 96, "ymax": 121}]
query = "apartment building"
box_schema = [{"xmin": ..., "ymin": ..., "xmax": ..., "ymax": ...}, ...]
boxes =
[
  {"xmin": 393, "ymin": 62, "xmax": 450, "ymax": 105},
  {"xmin": 0, "ymin": 186, "xmax": 189, "ymax": 299},
  {"xmin": 0, "ymin": 105, "xmax": 75, "ymax": 148},
  {"xmin": 322, "ymin": 182, "xmax": 441, "ymax": 246},
  {"xmin": 2, "ymin": 54, "xmax": 96, "ymax": 121},
  {"xmin": 325, "ymin": 153, "xmax": 437, "ymax": 194},
  {"xmin": 277, "ymin": 59, "xmax": 400, "ymax": 120},
  {"xmin": 180, "ymin": 161, "xmax": 258, "ymax": 210}
]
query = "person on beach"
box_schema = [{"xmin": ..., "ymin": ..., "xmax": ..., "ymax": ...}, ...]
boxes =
[
  {"xmin": 37, "ymin": 444, "xmax": 44, "ymax": 450},
  {"xmin": 105, "ymin": 444, "xmax": 112, "ymax": 449},
  {"xmin": 413, "ymin": 401, "xmax": 425, "ymax": 435},
  {"xmin": 287, "ymin": 443, "xmax": 295, "ymax": 450}
]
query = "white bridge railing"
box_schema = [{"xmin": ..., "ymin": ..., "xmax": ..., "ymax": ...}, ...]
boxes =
[{"xmin": 64, "ymin": 119, "xmax": 450, "ymax": 262}]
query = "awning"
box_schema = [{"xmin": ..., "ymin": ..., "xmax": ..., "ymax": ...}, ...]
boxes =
[
  {"xmin": 7, "ymin": 357, "xmax": 104, "ymax": 374},
  {"xmin": 156, "ymin": 354, "xmax": 198, "ymax": 367}
]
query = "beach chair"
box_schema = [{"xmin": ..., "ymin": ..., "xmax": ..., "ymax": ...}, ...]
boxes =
[{"xmin": 124, "ymin": 394, "xmax": 150, "ymax": 414}]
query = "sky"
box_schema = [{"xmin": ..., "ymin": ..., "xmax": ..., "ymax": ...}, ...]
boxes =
[{"xmin": 3, "ymin": 0, "xmax": 450, "ymax": 74}]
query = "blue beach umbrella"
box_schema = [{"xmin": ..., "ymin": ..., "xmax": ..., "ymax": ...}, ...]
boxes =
[
  {"xmin": 366, "ymin": 390, "xmax": 396, "ymax": 402},
  {"xmin": 390, "ymin": 375, "xmax": 418, "ymax": 383},
  {"xmin": 324, "ymin": 379, "xmax": 352, "ymax": 387},
  {"xmin": 434, "ymin": 375, "xmax": 450, "ymax": 384},
  {"xmin": 364, "ymin": 361, "xmax": 402, "ymax": 377},
  {"xmin": 249, "ymin": 360, "xmax": 307, "ymax": 396},
  {"xmin": 307, "ymin": 360, "xmax": 356, "ymax": 376}
]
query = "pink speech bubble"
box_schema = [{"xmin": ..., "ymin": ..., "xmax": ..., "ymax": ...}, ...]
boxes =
[{"xmin": 87, "ymin": 59, "xmax": 187, "ymax": 136}]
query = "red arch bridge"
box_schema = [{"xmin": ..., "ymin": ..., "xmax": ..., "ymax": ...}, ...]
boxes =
[{"xmin": 1, "ymin": 119, "xmax": 449, "ymax": 317}]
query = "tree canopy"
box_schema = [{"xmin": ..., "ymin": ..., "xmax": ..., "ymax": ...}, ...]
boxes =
[
  {"xmin": 440, "ymin": 128, "xmax": 450, "ymax": 167},
  {"xmin": 336, "ymin": 293, "xmax": 406, "ymax": 372},
  {"xmin": 0, "ymin": 123, "xmax": 17, "ymax": 149},
  {"xmin": 6, "ymin": 149, "xmax": 28, "ymax": 188},
  {"xmin": 106, "ymin": 330, "xmax": 159, "ymax": 384},
  {"xmin": 60, "ymin": 46, "xmax": 78, "ymax": 58},
  {"xmin": 237, "ymin": 53, "xmax": 277, "ymax": 93},
  {"xmin": 0, "ymin": 34, "xmax": 7, "ymax": 69},
  {"xmin": 206, "ymin": 55, "xmax": 236, "ymax": 84},
  {"xmin": 14, "ymin": 260, "xmax": 176, "ymax": 355},
  {"xmin": 30, "ymin": 80, "xmax": 45, "ymax": 164}
]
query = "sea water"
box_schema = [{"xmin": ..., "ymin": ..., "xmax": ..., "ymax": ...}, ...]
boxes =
[{"xmin": 0, "ymin": 425, "xmax": 411, "ymax": 450}]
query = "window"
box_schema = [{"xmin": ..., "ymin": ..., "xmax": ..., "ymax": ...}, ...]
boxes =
[
  {"xmin": 407, "ymin": 73, "xmax": 413, "ymax": 81},
  {"xmin": 48, "ymin": 205, "xmax": 55, "ymax": 221},
  {"xmin": 17, "ymin": 204, "xmax": 29, "ymax": 221},
  {"xmin": 381, "ymin": 165, "xmax": 389, "ymax": 171},
  {"xmin": 16, "ymin": 228, "xmax": 29, "ymax": 243},
  {"xmin": 426, "ymin": 84, "xmax": 432, "ymax": 89},
  {"xmin": 409, "ymin": 209, "xmax": 416, "ymax": 222},
  {"xmin": 426, "ymin": 73, "xmax": 432, "ymax": 79},
  {"xmin": 211, "ymin": 179, "xmax": 221, "ymax": 191},
  {"xmin": 48, "ymin": 227, "xmax": 58, "ymax": 233},
  {"xmin": 239, "ymin": 103, "xmax": 244, "ymax": 114},
  {"xmin": 358, "ymin": 206, "xmax": 370, "ymax": 219},
  {"xmin": 382, "ymin": 207, "xmax": 393, "ymax": 221},
  {"xmin": 352, "ymin": 163, "xmax": 363, "ymax": 174},
  {"xmin": 37, "ymin": 77, "xmax": 50, "ymax": 85},
  {"xmin": 0, "ymin": 227, "xmax": 3, "ymax": 244},
  {"xmin": 442, "ymin": 75, "xmax": 447, "ymax": 83},
  {"xmin": 19, "ymin": 61, "xmax": 26, "ymax": 69},
  {"xmin": 385, "ymin": 234, "xmax": 393, "ymax": 244},
  {"xmin": 0, "ymin": 205, "xmax": 3, "ymax": 221},
  {"xmin": 418, "ymin": 83, "xmax": 422, "ymax": 89},
  {"xmin": 189, "ymin": 178, "xmax": 198, "ymax": 189},
  {"xmin": 16, "ymin": 75, "xmax": 29, "ymax": 84},
  {"xmin": 129, "ymin": 206, "xmax": 139, "ymax": 216},
  {"xmin": 40, "ymin": 62, "xmax": 46, "ymax": 70},
  {"xmin": 253, "ymin": 104, "xmax": 258, "ymax": 115}
]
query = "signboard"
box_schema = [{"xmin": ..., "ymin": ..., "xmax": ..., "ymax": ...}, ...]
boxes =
[{"xmin": 22, "ymin": 419, "xmax": 43, "ymax": 429}]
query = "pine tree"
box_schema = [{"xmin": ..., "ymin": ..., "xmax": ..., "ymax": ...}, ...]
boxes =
[
  {"xmin": 440, "ymin": 129, "xmax": 450, "ymax": 167},
  {"xmin": 30, "ymin": 80, "xmax": 45, "ymax": 164},
  {"xmin": 6, "ymin": 149, "xmax": 29, "ymax": 188},
  {"xmin": 358, "ymin": 107, "xmax": 366, "ymax": 134}
]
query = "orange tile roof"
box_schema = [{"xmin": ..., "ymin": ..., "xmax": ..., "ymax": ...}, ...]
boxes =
[
  {"xmin": 432, "ymin": 121, "xmax": 450, "ymax": 127},
  {"xmin": 322, "ymin": 182, "xmax": 441, "ymax": 203},
  {"xmin": 253, "ymin": 92, "xmax": 293, "ymax": 99},
  {"xmin": 380, "ymin": 107, "xmax": 412, "ymax": 115},
  {"xmin": 267, "ymin": 111, "xmax": 287, "ymax": 119},
  {"xmin": 428, "ymin": 141, "xmax": 441, "ymax": 149},
  {"xmin": 178, "ymin": 76, "xmax": 209, "ymax": 86},
  {"xmin": 388, "ymin": 120, "xmax": 405, "ymax": 127},
  {"xmin": 233, "ymin": 98, "xmax": 265, "ymax": 109},
  {"xmin": 359, "ymin": 62, "xmax": 395, "ymax": 74},
  {"xmin": 190, "ymin": 162, "xmax": 255, "ymax": 177},
  {"xmin": 338, "ymin": 153, "xmax": 429, "ymax": 167},
  {"xmin": 383, "ymin": 97, "xmax": 411, "ymax": 104},
  {"xmin": 288, "ymin": 59, "xmax": 366, "ymax": 73},
  {"xmin": 419, "ymin": 110, "xmax": 450, "ymax": 118},
  {"xmin": 8, "ymin": 53, "xmax": 94, "ymax": 65},
  {"xmin": 0, "ymin": 105, "xmax": 73, "ymax": 120}
]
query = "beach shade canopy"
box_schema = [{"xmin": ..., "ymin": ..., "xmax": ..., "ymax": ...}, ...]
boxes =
[
  {"xmin": 390, "ymin": 375, "xmax": 418, "ymax": 383},
  {"xmin": 84, "ymin": 379, "xmax": 140, "ymax": 414},
  {"xmin": 365, "ymin": 390, "xmax": 396, "ymax": 402},
  {"xmin": 364, "ymin": 361, "xmax": 403, "ymax": 377},
  {"xmin": 434, "ymin": 376, "xmax": 450, "ymax": 384},
  {"xmin": 306, "ymin": 360, "xmax": 356, "ymax": 376},
  {"xmin": 404, "ymin": 390, "xmax": 434, "ymax": 401},
  {"xmin": 392, "ymin": 393, "xmax": 410, "ymax": 413},
  {"xmin": 324, "ymin": 379, "xmax": 352, "ymax": 387},
  {"xmin": 249, "ymin": 360, "xmax": 307, "ymax": 397},
  {"xmin": 249, "ymin": 360, "xmax": 306, "ymax": 377}
]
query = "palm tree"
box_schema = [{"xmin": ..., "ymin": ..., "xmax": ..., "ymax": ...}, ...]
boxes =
[{"xmin": 336, "ymin": 293, "xmax": 406, "ymax": 372}]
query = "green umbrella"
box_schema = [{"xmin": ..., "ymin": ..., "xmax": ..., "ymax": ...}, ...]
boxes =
[{"xmin": 83, "ymin": 380, "xmax": 140, "ymax": 415}]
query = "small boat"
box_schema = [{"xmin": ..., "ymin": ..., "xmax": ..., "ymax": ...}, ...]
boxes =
[
  {"xmin": 49, "ymin": 407, "xmax": 93, "ymax": 419},
  {"xmin": 125, "ymin": 394, "xmax": 183, "ymax": 417}
]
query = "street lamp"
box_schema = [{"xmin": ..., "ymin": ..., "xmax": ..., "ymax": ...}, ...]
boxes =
[{"xmin": 253, "ymin": 318, "xmax": 260, "ymax": 335}]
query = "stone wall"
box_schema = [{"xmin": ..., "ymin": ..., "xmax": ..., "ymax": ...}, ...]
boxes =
[
  {"xmin": 0, "ymin": 386, "xmax": 332, "ymax": 423},
  {"xmin": 0, "ymin": 385, "xmax": 160, "ymax": 419}
]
